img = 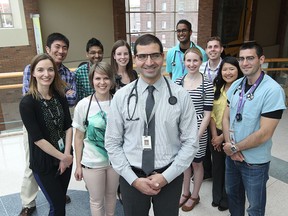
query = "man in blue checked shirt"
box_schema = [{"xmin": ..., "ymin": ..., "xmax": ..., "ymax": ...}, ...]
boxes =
[{"xmin": 19, "ymin": 32, "xmax": 76, "ymax": 216}]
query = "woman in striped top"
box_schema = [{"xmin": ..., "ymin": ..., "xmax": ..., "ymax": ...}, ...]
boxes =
[{"xmin": 175, "ymin": 47, "xmax": 214, "ymax": 212}]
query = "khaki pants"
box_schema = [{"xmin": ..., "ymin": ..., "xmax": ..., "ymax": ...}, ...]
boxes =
[{"xmin": 20, "ymin": 126, "xmax": 38, "ymax": 208}]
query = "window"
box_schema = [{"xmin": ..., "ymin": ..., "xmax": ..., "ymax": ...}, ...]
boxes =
[
  {"xmin": 0, "ymin": 0, "xmax": 29, "ymax": 47},
  {"xmin": 125, "ymin": 0, "xmax": 200, "ymax": 52},
  {"xmin": 0, "ymin": 0, "xmax": 13, "ymax": 28}
]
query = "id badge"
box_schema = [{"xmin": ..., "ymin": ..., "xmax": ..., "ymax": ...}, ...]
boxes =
[
  {"xmin": 142, "ymin": 136, "xmax": 152, "ymax": 150},
  {"xmin": 58, "ymin": 138, "xmax": 65, "ymax": 152}
]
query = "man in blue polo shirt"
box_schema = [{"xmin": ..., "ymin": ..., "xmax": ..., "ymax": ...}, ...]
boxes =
[{"xmin": 222, "ymin": 42, "xmax": 286, "ymax": 216}]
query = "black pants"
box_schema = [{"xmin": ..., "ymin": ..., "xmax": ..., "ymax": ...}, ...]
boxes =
[
  {"xmin": 203, "ymin": 127, "xmax": 213, "ymax": 178},
  {"xmin": 33, "ymin": 166, "xmax": 72, "ymax": 216},
  {"xmin": 119, "ymin": 172, "xmax": 183, "ymax": 216},
  {"xmin": 211, "ymin": 128, "xmax": 227, "ymax": 208}
]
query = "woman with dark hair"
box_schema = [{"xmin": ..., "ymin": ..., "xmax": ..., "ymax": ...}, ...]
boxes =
[
  {"xmin": 110, "ymin": 39, "xmax": 138, "ymax": 91},
  {"xmin": 73, "ymin": 62, "xmax": 119, "ymax": 216},
  {"xmin": 19, "ymin": 53, "xmax": 73, "ymax": 216},
  {"xmin": 209, "ymin": 56, "xmax": 243, "ymax": 211}
]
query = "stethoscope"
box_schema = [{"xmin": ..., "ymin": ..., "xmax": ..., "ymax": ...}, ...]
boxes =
[
  {"xmin": 179, "ymin": 73, "xmax": 206, "ymax": 100},
  {"xmin": 232, "ymin": 72, "xmax": 264, "ymax": 122},
  {"xmin": 126, "ymin": 76, "xmax": 177, "ymax": 121},
  {"xmin": 171, "ymin": 42, "xmax": 196, "ymax": 66}
]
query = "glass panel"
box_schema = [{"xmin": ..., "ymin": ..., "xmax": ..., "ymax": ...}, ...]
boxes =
[
  {"xmin": 156, "ymin": 31, "xmax": 175, "ymax": 51},
  {"xmin": 140, "ymin": 13, "xmax": 154, "ymax": 32},
  {"xmin": 128, "ymin": 0, "xmax": 140, "ymax": 12},
  {"xmin": 0, "ymin": 0, "xmax": 12, "ymax": 13},
  {"xmin": 156, "ymin": 13, "xmax": 174, "ymax": 31},
  {"xmin": 1, "ymin": 14, "xmax": 13, "ymax": 27},
  {"xmin": 129, "ymin": 13, "xmax": 141, "ymax": 33},
  {"xmin": 176, "ymin": 0, "xmax": 198, "ymax": 11},
  {"xmin": 156, "ymin": 0, "xmax": 175, "ymax": 12}
]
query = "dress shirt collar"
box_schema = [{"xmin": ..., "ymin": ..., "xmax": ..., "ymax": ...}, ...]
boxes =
[{"xmin": 138, "ymin": 75, "xmax": 165, "ymax": 94}]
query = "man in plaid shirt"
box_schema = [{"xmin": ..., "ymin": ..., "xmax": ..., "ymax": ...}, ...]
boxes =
[
  {"xmin": 19, "ymin": 32, "xmax": 76, "ymax": 216},
  {"xmin": 75, "ymin": 37, "xmax": 104, "ymax": 101}
]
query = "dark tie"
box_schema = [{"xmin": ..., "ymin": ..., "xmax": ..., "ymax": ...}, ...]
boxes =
[{"xmin": 142, "ymin": 85, "xmax": 155, "ymax": 175}]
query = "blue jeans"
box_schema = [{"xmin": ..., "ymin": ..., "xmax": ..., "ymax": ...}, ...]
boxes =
[{"xmin": 225, "ymin": 157, "xmax": 270, "ymax": 216}]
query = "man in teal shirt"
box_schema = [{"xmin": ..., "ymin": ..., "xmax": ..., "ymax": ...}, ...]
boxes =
[{"xmin": 166, "ymin": 19, "xmax": 207, "ymax": 81}]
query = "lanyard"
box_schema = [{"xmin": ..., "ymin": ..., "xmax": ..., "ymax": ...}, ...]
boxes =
[
  {"xmin": 178, "ymin": 51, "xmax": 185, "ymax": 76},
  {"xmin": 93, "ymin": 93, "xmax": 110, "ymax": 124},
  {"xmin": 204, "ymin": 62, "xmax": 218, "ymax": 83},
  {"xmin": 235, "ymin": 72, "xmax": 264, "ymax": 121},
  {"xmin": 39, "ymin": 94, "xmax": 62, "ymax": 138}
]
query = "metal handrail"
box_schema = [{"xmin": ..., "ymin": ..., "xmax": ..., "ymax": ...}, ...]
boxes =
[{"xmin": 0, "ymin": 58, "xmax": 287, "ymax": 90}]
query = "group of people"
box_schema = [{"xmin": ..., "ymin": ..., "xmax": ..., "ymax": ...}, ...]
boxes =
[{"xmin": 18, "ymin": 18, "xmax": 286, "ymax": 216}]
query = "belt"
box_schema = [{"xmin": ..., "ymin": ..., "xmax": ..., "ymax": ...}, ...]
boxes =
[
  {"xmin": 81, "ymin": 164, "xmax": 92, "ymax": 169},
  {"xmin": 131, "ymin": 163, "xmax": 172, "ymax": 176}
]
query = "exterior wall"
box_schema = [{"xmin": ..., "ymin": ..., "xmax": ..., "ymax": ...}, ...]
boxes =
[{"xmin": 198, "ymin": 0, "xmax": 213, "ymax": 48}]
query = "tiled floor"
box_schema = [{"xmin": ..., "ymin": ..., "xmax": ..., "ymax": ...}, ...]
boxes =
[{"xmin": 0, "ymin": 110, "xmax": 287, "ymax": 216}]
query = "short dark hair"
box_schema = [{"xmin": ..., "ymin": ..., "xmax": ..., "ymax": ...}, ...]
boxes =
[
  {"xmin": 240, "ymin": 41, "xmax": 263, "ymax": 57},
  {"xmin": 176, "ymin": 19, "xmax": 192, "ymax": 31},
  {"xmin": 86, "ymin": 38, "xmax": 104, "ymax": 53},
  {"xmin": 206, "ymin": 36, "xmax": 223, "ymax": 47},
  {"xmin": 133, "ymin": 34, "xmax": 163, "ymax": 55},
  {"xmin": 46, "ymin": 32, "xmax": 69, "ymax": 49}
]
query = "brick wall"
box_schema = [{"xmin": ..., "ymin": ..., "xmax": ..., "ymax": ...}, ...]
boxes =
[{"xmin": 198, "ymin": 0, "xmax": 214, "ymax": 48}]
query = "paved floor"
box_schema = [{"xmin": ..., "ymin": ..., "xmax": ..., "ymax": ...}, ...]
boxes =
[{"xmin": 0, "ymin": 110, "xmax": 287, "ymax": 216}]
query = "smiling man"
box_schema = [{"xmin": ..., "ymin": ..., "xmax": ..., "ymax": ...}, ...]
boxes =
[
  {"xmin": 166, "ymin": 19, "xmax": 207, "ymax": 81},
  {"xmin": 222, "ymin": 42, "xmax": 286, "ymax": 216},
  {"xmin": 75, "ymin": 38, "xmax": 104, "ymax": 101},
  {"xmin": 105, "ymin": 34, "xmax": 199, "ymax": 216},
  {"xmin": 200, "ymin": 36, "xmax": 224, "ymax": 83}
]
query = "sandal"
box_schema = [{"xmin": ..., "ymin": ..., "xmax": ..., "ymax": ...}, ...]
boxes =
[
  {"xmin": 179, "ymin": 192, "xmax": 191, "ymax": 207},
  {"xmin": 181, "ymin": 195, "xmax": 200, "ymax": 212}
]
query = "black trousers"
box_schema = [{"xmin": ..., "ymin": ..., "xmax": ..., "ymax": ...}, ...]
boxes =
[
  {"xmin": 119, "ymin": 171, "xmax": 183, "ymax": 216},
  {"xmin": 203, "ymin": 127, "xmax": 213, "ymax": 178},
  {"xmin": 211, "ymin": 128, "xmax": 228, "ymax": 208},
  {"xmin": 33, "ymin": 166, "xmax": 72, "ymax": 216}
]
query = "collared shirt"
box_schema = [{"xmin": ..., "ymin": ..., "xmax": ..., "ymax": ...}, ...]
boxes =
[
  {"xmin": 166, "ymin": 42, "xmax": 208, "ymax": 81},
  {"xmin": 199, "ymin": 59, "xmax": 222, "ymax": 83},
  {"xmin": 105, "ymin": 76, "xmax": 199, "ymax": 185},
  {"xmin": 75, "ymin": 63, "xmax": 94, "ymax": 101},
  {"xmin": 227, "ymin": 74, "xmax": 286, "ymax": 163},
  {"xmin": 22, "ymin": 64, "xmax": 77, "ymax": 107},
  {"xmin": 211, "ymin": 86, "xmax": 227, "ymax": 130}
]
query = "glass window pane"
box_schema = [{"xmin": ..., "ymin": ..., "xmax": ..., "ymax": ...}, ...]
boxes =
[
  {"xmin": 156, "ymin": 31, "xmax": 175, "ymax": 51},
  {"xmin": 0, "ymin": 0, "xmax": 12, "ymax": 13},
  {"xmin": 1, "ymin": 14, "xmax": 13, "ymax": 28},
  {"xmin": 156, "ymin": 13, "xmax": 175, "ymax": 31},
  {"xmin": 128, "ymin": 0, "xmax": 140, "ymax": 12},
  {"xmin": 140, "ymin": 13, "xmax": 154, "ymax": 32},
  {"xmin": 176, "ymin": 0, "xmax": 199, "ymax": 12},
  {"xmin": 156, "ymin": 1, "xmax": 175, "ymax": 12}
]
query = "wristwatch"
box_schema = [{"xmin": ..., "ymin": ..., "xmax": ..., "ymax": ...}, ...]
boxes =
[{"xmin": 230, "ymin": 144, "xmax": 238, "ymax": 154}]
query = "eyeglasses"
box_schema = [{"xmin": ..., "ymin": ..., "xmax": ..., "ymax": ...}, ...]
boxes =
[
  {"xmin": 88, "ymin": 51, "xmax": 103, "ymax": 55},
  {"xmin": 135, "ymin": 53, "xmax": 162, "ymax": 62},
  {"xmin": 175, "ymin": 29, "xmax": 189, "ymax": 34},
  {"xmin": 237, "ymin": 56, "xmax": 256, "ymax": 63}
]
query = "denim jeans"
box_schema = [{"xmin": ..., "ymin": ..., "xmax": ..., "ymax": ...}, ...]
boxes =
[{"xmin": 225, "ymin": 156, "xmax": 270, "ymax": 216}]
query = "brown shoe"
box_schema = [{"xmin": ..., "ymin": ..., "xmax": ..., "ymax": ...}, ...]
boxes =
[
  {"xmin": 19, "ymin": 206, "xmax": 36, "ymax": 216},
  {"xmin": 66, "ymin": 195, "xmax": 71, "ymax": 204},
  {"xmin": 179, "ymin": 192, "xmax": 191, "ymax": 207},
  {"xmin": 181, "ymin": 196, "xmax": 200, "ymax": 212}
]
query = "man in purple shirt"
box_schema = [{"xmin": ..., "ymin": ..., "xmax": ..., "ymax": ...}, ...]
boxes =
[{"xmin": 19, "ymin": 33, "xmax": 76, "ymax": 216}]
